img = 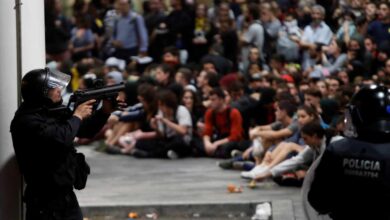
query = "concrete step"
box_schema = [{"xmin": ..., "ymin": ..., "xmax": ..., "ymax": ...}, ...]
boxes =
[{"xmin": 82, "ymin": 200, "xmax": 295, "ymax": 220}]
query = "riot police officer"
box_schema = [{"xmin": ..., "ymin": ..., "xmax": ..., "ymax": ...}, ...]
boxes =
[
  {"xmin": 10, "ymin": 68, "xmax": 118, "ymax": 220},
  {"xmin": 308, "ymin": 84, "xmax": 390, "ymax": 219}
]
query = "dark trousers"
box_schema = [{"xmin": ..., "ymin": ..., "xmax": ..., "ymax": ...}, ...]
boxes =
[
  {"xmin": 25, "ymin": 188, "xmax": 82, "ymax": 220},
  {"xmin": 135, "ymin": 136, "xmax": 192, "ymax": 158},
  {"xmin": 214, "ymin": 141, "xmax": 241, "ymax": 158},
  {"xmin": 113, "ymin": 47, "xmax": 138, "ymax": 63},
  {"xmin": 194, "ymin": 139, "xmax": 251, "ymax": 158}
]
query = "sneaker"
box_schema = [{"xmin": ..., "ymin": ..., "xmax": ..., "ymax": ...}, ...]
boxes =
[
  {"xmin": 230, "ymin": 150, "xmax": 243, "ymax": 158},
  {"xmin": 105, "ymin": 145, "xmax": 122, "ymax": 155},
  {"xmin": 251, "ymin": 166, "xmax": 269, "ymax": 179},
  {"xmin": 243, "ymin": 161, "xmax": 256, "ymax": 171},
  {"xmin": 241, "ymin": 170, "xmax": 255, "ymax": 179},
  {"xmin": 167, "ymin": 150, "xmax": 179, "ymax": 159},
  {"xmin": 241, "ymin": 165, "xmax": 268, "ymax": 179},
  {"xmin": 95, "ymin": 140, "xmax": 107, "ymax": 152},
  {"xmin": 232, "ymin": 161, "xmax": 255, "ymax": 170},
  {"xmin": 217, "ymin": 159, "xmax": 234, "ymax": 169}
]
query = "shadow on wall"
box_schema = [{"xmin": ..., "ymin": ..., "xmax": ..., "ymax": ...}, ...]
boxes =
[{"xmin": 0, "ymin": 156, "xmax": 21, "ymax": 220}]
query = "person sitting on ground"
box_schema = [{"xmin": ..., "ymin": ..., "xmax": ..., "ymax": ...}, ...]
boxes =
[
  {"xmin": 227, "ymin": 81, "xmax": 257, "ymax": 139},
  {"xmin": 105, "ymin": 83, "xmax": 157, "ymax": 154},
  {"xmin": 217, "ymin": 99, "xmax": 298, "ymax": 170},
  {"xmin": 241, "ymin": 105, "xmax": 322, "ymax": 179},
  {"xmin": 131, "ymin": 89, "xmax": 193, "ymax": 159},
  {"xmin": 196, "ymin": 70, "xmax": 219, "ymax": 108},
  {"xmin": 303, "ymin": 88, "xmax": 323, "ymax": 115},
  {"xmin": 252, "ymin": 121, "xmax": 340, "ymax": 184},
  {"xmin": 175, "ymin": 67, "xmax": 197, "ymax": 92},
  {"xmin": 181, "ymin": 88, "xmax": 205, "ymax": 136},
  {"xmin": 201, "ymin": 87, "xmax": 244, "ymax": 158},
  {"xmin": 218, "ymin": 100, "xmax": 298, "ymax": 170},
  {"xmin": 249, "ymin": 100, "xmax": 298, "ymax": 156}
]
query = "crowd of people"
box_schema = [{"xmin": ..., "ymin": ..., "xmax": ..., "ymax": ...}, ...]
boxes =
[{"xmin": 45, "ymin": 0, "xmax": 390, "ymax": 185}]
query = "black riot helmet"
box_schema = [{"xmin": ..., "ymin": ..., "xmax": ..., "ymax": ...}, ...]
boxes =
[
  {"xmin": 344, "ymin": 84, "xmax": 390, "ymax": 143},
  {"xmin": 21, "ymin": 68, "xmax": 70, "ymax": 105}
]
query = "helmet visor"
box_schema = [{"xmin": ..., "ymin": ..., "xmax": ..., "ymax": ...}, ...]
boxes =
[{"xmin": 46, "ymin": 69, "xmax": 71, "ymax": 90}]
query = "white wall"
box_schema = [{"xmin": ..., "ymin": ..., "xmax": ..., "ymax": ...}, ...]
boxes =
[
  {"xmin": 21, "ymin": 0, "xmax": 46, "ymax": 73},
  {"xmin": 0, "ymin": 0, "xmax": 45, "ymax": 219}
]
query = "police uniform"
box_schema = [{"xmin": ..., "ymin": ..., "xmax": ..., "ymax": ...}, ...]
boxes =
[
  {"xmin": 10, "ymin": 68, "xmax": 111, "ymax": 220},
  {"xmin": 308, "ymin": 85, "xmax": 390, "ymax": 219},
  {"xmin": 308, "ymin": 138, "xmax": 390, "ymax": 219}
]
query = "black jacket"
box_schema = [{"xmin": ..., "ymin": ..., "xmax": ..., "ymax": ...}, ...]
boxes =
[
  {"xmin": 10, "ymin": 102, "xmax": 109, "ymax": 194},
  {"xmin": 308, "ymin": 138, "xmax": 390, "ymax": 219}
]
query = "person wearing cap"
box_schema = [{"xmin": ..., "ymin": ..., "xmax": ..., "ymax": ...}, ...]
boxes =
[{"xmin": 10, "ymin": 68, "xmax": 121, "ymax": 220}]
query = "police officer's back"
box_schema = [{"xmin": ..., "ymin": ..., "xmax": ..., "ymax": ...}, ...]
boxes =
[
  {"xmin": 10, "ymin": 68, "xmax": 113, "ymax": 220},
  {"xmin": 308, "ymin": 85, "xmax": 390, "ymax": 219}
]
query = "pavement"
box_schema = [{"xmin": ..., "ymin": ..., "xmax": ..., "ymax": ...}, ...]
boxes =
[{"xmin": 75, "ymin": 145, "xmax": 307, "ymax": 220}]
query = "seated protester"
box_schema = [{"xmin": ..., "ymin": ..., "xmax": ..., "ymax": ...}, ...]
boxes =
[
  {"xmin": 181, "ymin": 88, "xmax": 206, "ymax": 156},
  {"xmin": 303, "ymin": 88, "xmax": 323, "ymax": 115},
  {"xmin": 227, "ymin": 81, "xmax": 257, "ymax": 139},
  {"xmin": 74, "ymin": 72, "xmax": 124, "ymax": 145},
  {"xmin": 115, "ymin": 87, "xmax": 151, "ymax": 123},
  {"xmin": 241, "ymin": 105, "xmax": 322, "ymax": 179},
  {"xmin": 244, "ymin": 73, "xmax": 263, "ymax": 97},
  {"xmin": 243, "ymin": 46, "xmax": 268, "ymax": 78},
  {"xmin": 315, "ymin": 80, "xmax": 329, "ymax": 99},
  {"xmin": 196, "ymin": 70, "xmax": 219, "ymax": 108},
  {"xmin": 201, "ymin": 87, "xmax": 244, "ymax": 158},
  {"xmin": 249, "ymin": 100, "xmax": 298, "ymax": 155},
  {"xmin": 105, "ymin": 83, "xmax": 157, "ymax": 154},
  {"xmin": 162, "ymin": 46, "xmax": 181, "ymax": 70},
  {"xmin": 200, "ymin": 53, "xmax": 232, "ymax": 77},
  {"xmin": 131, "ymin": 89, "xmax": 193, "ymax": 159},
  {"xmin": 155, "ymin": 63, "xmax": 183, "ymax": 99},
  {"xmin": 251, "ymin": 85, "xmax": 277, "ymax": 126},
  {"xmin": 175, "ymin": 68, "xmax": 197, "ymax": 92},
  {"xmin": 221, "ymin": 99, "xmax": 298, "ymax": 169},
  {"xmin": 303, "ymin": 88, "xmax": 333, "ymax": 128},
  {"xmin": 252, "ymin": 121, "xmax": 340, "ymax": 184},
  {"xmin": 105, "ymin": 102, "xmax": 143, "ymax": 151},
  {"xmin": 181, "ymin": 88, "xmax": 205, "ymax": 137}
]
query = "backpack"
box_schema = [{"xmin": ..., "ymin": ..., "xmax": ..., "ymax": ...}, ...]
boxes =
[
  {"xmin": 211, "ymin": 107, "xmax": 231, "ymax": 141},
  {"xmin": 276, "ymin": 31, "xmax": 299, "ymax": 62}
]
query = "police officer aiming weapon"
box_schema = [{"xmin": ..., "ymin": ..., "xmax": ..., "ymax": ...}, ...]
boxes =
[{"xmin": 10, "ymin": 68, "xmax": 125, "ymax": 220}]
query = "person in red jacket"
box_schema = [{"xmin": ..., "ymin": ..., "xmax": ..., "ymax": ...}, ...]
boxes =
[{"xmin": 202, "ymin": 87, "xmax": 244, "ymax": 158}]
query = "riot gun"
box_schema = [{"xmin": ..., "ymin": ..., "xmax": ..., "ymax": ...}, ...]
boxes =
[{"xmin": 67, "ymin": 82, "xmax": 125, "ymax": 110}]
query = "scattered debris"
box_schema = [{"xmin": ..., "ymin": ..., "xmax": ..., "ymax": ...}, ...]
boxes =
[
  {"xmin": 192, "ymin": 212, "xmax": 201, "ymax": 218},
  {"xmin": 227, "ymin": 183, "xmax": 243, "ymax": 193},
  {"xmin": 146, "ymin": 212, "xmax": 158, "ymax": 219},
  {"xmin": 251, "ymin": 202, "xmax": 272, "ymax": 220},
  {"xmin": 128, "ymin": 212, "xmax": 138, "ymax": 219},
  {"xmin": 249, "ymin": 180, "xmax": 257, "ymax": 189}
]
